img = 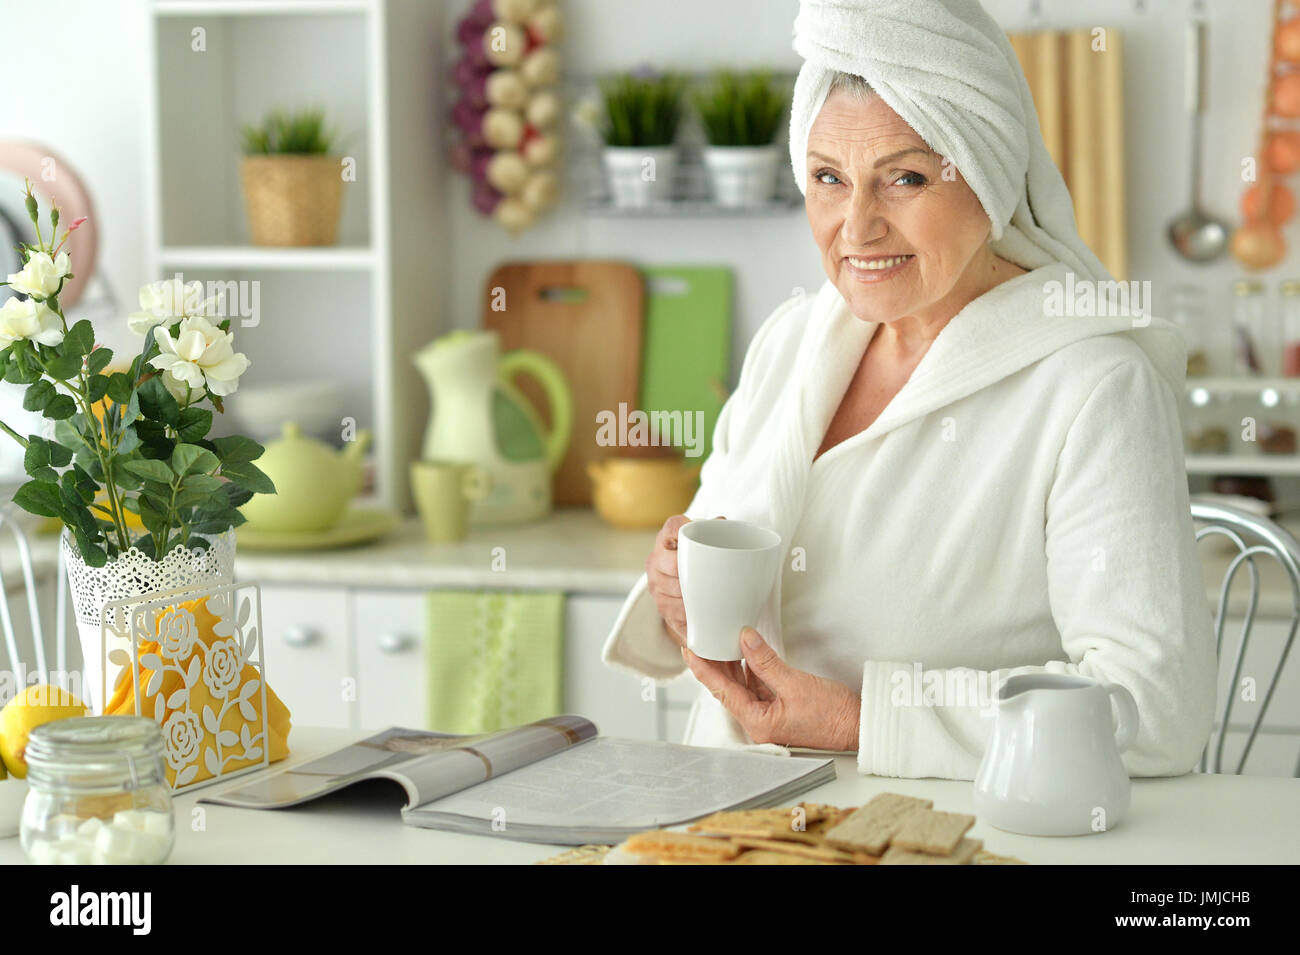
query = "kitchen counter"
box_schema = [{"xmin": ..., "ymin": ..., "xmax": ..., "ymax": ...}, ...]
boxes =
[
  {"xmin": 233, "ymin": 509, "xmax": 656, "ymax": 596},
  {"xmin": 3, "ymin": 726, "xmax": 1294, "ymax": 865}
]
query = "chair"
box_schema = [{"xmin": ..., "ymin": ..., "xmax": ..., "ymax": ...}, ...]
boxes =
[
  {"xmin": 0, "ymin": 504, "xmax": 70, "ymax": 690},
  {"xmin": 1190, "ymin": 495, "xmax": 1300, "ymax": 776}
]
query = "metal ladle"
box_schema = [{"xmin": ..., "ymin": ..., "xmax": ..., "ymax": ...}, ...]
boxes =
[{"xmin": 1167, "ymin": 18, "xmax": 1229, "ymax": 263}]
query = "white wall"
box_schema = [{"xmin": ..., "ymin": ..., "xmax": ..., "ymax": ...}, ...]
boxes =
[{"xmin": 0, "ymin": 0, "xmax": 1281, "ymax": 384}]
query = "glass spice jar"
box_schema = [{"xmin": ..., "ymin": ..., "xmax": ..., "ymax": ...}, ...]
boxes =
[
  {"xmin": 1231, "ymin": 279, "xmax": 1272, "ymax": 376},
  {"xmin": 1169, "ymin": 284, "xmax": 1209, "ymax": 377},
  {"xmin": 1282, "ymin": 280, "xmax": 1300, "ymax": 377},
  {"xmin": 20, "ymin": 715, "xmax": 175, "ymax": 865}
]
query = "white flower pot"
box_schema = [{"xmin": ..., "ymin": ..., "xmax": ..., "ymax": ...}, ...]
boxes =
[
  {"xmin": 701, "ymin": 145, "xmax": 780, "ymax": 208},
  {"xmin": 601, "ymin": 146, "xmax": 679, "ymax": 208},
  {"xmin": 61, "ymin": 530, "xmax": 236, "ymax": 713}
]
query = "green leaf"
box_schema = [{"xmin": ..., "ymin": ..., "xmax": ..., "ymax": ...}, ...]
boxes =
[
  {"xmin": 212, "ymin": 435, "xmax": 264, "ymax": 464},
  {"xmin": 171, "ymin": 443, "xmax": 219, "ymax": 477},
  {"xmin": 44, "ymin": 394, "xmax": 76, "ymax": 420},
  {"xmin": 176, "ymin": 407, "xmax": 212, "ymax": 443},
  {"xmin": 219, "ymin": 459, "xmax": 275, "ymax": 495},
  {"xmin": 221, "ymin": 481, "xmax": 254, "ymax": 509},
  {"xmin": 122, "ymin": 458, "xmax": 174, "ymax": 484},
  {"xmin": 63, "ymin": 320, "xmax": 95, "ymax": 358},
  {"xmin": 114, "ymin": 424, "xmax": 141, "ymax": 457},
  {"xmin": 12, "ymin": 480, "xmax": 63, "ymax": 518},
  {"xmin": 137, "ymin": 375, "xmax": 179, "ymax": 428},
  {"xmin": 106, "ymin": 372, "xmax": 134, "ymax": 404},
  {"xmin": 72, "ymin": 529, "xmax": 107, "ymax": 568},
  {"xmin": 22, "ymin": 380, "xmax": 55, "ymax": 413},
  {"xmin": 174, "ymin": 474, "xmax": 226, "ymax": 509},
  {"xmin": 48, "ymin": 442, "xmax": 72, "ymax": 467},
  {"xmin": 23, "ymin": 439, "xmax": 55, "ymax": 482},
  {"xmin": 86, "ymin": 374, "xmax": 109, "ymax": 404},
  {"xmin": 86, "ymin": 348, "xmax": 114, "ymax": 376},
  {"xmin": 44, "ymin": 352, "xmax": 81, "ymax": 380}
]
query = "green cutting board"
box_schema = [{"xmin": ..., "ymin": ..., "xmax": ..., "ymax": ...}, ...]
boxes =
[{"xmin": 637, "ymin": 266, "xmax": 731, "ymax": 463}]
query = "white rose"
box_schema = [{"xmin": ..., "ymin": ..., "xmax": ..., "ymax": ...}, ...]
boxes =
[
  {"xmin": 161, "ymin": 710, "xmax": 203, "ymax": 771},
  {"xmin": 128, "ymin": 278, "xmax": 217, "ymax": 336},
  {"xmin": 157, "ymin": 607, "xmax": 199, "ymax": 662},
  {"xmin": 149, "ymin": 315, "xmax": 250, "ymax": 400},
  {"xmin": 0, "ymin": 295, "xmax": 65, "ymax": 347},
  {"xmin": 6, "ymin": 251, "xmax": 71, "ymax": 299}
]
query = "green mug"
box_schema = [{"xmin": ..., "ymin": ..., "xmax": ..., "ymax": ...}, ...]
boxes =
[{"xmin": 411, "ymin": 460, "xmax": 491, "ymax": 542}]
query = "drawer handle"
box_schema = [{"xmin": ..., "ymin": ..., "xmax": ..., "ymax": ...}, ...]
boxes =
[
  {"xmin": 377, "ymin": 632, "xmax": 415, "ymax": 654},
  {"xmin": 283, "ymin": 626, "xmax": 321, "ymax": 648}
]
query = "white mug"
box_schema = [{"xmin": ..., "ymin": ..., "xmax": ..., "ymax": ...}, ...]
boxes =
[{"xmin": 677, "ymin": 518, "xmax": 783, "ymax": 661}]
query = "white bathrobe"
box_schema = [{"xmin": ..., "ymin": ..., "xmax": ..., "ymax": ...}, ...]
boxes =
[{"xmin": 601, "ymin": 260, "xmax": 1218, "ymax": 779}]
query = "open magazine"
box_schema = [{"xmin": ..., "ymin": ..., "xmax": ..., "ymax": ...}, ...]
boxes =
[{"xmin": 200, "ymin": 715, "xmax": 838, "ymax": 845}]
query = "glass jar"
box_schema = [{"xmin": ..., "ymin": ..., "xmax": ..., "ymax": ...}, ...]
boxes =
[
  {"xmin": 20, "ymin": 716, "xmax": 175, "ymax": 865},
  {"xmin": 1168, "ymin": 284, "xmax": 1209, "ymax": 376},
  {"xmin": 1281, "ymin": 280, "xmax": 1300, "ymax": 377},
  {"xmin": 1231, "ymin": 279, "xmax": 1273, "ymax": 376}
]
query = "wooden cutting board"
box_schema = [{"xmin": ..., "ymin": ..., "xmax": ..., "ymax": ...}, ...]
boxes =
[{"xmin": 483, "ymin": 260, "xmax": 644, "ymax": 506}]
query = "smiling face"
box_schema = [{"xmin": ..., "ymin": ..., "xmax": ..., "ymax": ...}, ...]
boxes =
[{"xmin": 805, "ymin": 89, "xmax": 997, "ymax": 327}]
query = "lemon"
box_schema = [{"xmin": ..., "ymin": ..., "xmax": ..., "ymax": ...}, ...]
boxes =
[{"xmin": 0, "ymin": 685, "xmax": 88, "ymax": 778}]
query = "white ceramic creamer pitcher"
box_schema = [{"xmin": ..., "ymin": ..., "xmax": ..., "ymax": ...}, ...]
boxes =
[{"xmin": 973, "ymin": 674, "xmax": 1139, "ymax": 836}]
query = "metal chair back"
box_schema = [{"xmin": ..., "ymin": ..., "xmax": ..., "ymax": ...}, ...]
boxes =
[{"xmin": 1191, "ymin": 495, "xmax": 1300, "ymax": 776}]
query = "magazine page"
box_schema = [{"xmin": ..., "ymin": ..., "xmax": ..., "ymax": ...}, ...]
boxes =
[
  {"xmin": 201, "ymin": 716, "xmax": 598, "ymax": 811},
  {"xmin": 404, "ymin": 736, "xmax": 837, "ymax": 842}
]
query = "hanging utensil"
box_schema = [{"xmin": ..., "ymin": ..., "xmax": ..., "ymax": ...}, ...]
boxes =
[{"xmin": 1167, "ymin": 18, "xmax": 1230, "ymax": 263}]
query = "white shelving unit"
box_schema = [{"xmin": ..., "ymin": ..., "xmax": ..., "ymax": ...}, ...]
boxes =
[
  {"xmin": 1184, "ymin": 376, "xmax": 1300, "ymax": 477},
  {"xmin": 142, "ymin": 0, "xmax": 448, "ymax": 510}
]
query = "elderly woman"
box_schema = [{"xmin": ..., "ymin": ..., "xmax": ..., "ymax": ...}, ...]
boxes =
[{"xmin": 602, "ymin": 0, "xmax": 1217, "ymax": 778}]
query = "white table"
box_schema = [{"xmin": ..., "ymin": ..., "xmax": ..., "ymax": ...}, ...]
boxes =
[{"xmin": 4, "ymin": 727, "xmax": 1298, "ymax": 865}]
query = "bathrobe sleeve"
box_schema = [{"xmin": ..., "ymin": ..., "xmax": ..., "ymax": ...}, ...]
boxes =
[
  {"xmin": 601, "ymin": 295, "xmax": 802, "ymax": 682},
  {"xmin": 857, "ymin": 358, "xmax": 1218, "ymax": 779}
]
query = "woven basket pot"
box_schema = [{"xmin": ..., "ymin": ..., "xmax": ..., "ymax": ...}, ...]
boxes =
[{"xmin": 240, "ymin": 154, "xmax": 343, "ymax": 246}]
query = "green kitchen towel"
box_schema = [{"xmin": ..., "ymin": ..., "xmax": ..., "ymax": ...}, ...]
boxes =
[{"xmin": 425, "ymin": 590, "xmax": 565, "ymax": 735}]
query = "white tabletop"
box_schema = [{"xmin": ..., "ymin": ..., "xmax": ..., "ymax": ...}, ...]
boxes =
[{"xmin": 4, "ymin": 726, "xmax": 1298, "ymax": 865}]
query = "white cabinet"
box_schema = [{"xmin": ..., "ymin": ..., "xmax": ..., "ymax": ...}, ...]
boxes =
[
  {"xmin": 353, "ymin": 589, "xmax": 426, "ymax": 730},
  {"xmin": 259, "ymin": 583, "xmax": 355, "ymax": 730},
  {"xmin": 255, "ymin": 582, "xmax": 693, "ymax": 741}
]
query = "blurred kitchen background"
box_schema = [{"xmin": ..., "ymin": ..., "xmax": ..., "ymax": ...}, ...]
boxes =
[{"xmin": 1, "ymin": 0, "xmax": 1298, "ymax": 773}]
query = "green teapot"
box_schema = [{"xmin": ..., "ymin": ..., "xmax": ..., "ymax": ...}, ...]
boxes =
[{"xmin": 239, "ymin": 422, "xmax": 371, "ymax": 532}]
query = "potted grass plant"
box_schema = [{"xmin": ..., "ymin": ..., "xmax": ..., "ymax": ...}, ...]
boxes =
[
  {"xmin": 597, "ymin": 70, "xmax": 688, "ymax": 208},
  {"xmin": 692, "ymin": 70, "xmax": 789, "ymax": 207},
  {"xmin": 240, "ymin": 107, "xmax": 344, "ymax": 246}
]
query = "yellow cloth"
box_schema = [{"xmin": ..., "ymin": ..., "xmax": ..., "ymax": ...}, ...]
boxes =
[{"xmin": 106, "ymin": 596, "xmax": 291, "ymax": 786}]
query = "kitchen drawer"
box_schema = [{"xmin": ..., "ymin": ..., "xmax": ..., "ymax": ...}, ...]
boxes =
[
  {"xmin": 259, "ymin": 584, "xmax": 355, "ymax": 729},
  {"xmin": 564, "ymin": 594, "xmax": 659, "ymax": 739},
  {"xmin": 353, "ymin": 589, "xmax": 426, "ymax": 730}
]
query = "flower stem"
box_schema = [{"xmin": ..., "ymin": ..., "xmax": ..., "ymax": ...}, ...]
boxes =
[{"xmin": 0, "ymin": 419, "xmax": 29, "ymax": 449}]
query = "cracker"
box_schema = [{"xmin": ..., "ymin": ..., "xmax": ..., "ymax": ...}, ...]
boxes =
[
  {"xmin": 622, "ymin": 830, "xmax": 741, "ymax": 861},
  {"xmin": 730, "ymin": 836, "xmax": 857, "ymax": 863},
  {"xmin": 688, "ymin": 804, "xmax": 829, "ymax": 839},
  {"xmin": 823, "ymin": 793, "xmax": 934, "ymax": 855},
  {"xmin": 881, "ymin": 837, "xmax": 983, "ymax": 865},
  {"xmin": 730, "ymin": 849, "xmax": 842, "ymax": 865},
  {"xmin": 535, "ymin": 844, "xmax": 613, "ymax": 865},
  {"xmin": 891, "ymin": 809, "xmax": 976, "ymax": 856},
  {"xmin": 972, "ymin": 849, "xmax": 1028, "ymax": 865}
]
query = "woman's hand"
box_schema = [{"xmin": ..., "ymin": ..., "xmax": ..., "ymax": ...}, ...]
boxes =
[
  {"xmin": 683, "ymin": 627, "xmax": 861, "ymax": 752},
  {"xmin": 646, "ymin": 515, "xmax": 690, "ymax": 647}
]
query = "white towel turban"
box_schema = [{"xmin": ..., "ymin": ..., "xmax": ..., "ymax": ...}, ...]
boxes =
[{"xmin": 789, "ymin": 0, "xmax": 1110, "ymax": 284}]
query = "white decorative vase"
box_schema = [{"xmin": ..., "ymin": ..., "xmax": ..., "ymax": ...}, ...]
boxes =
[
  {"xmin": 601, "ymin": 145, "xmax": 679, "ymax": 208},
  {"xmin": 701, "ymin": 145, "xmax": 780, "ymax": 207},
  {"xmin": 61, "ymin": 530, "xmax": 236, "ymax": 713}
]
